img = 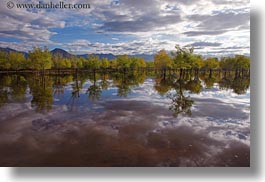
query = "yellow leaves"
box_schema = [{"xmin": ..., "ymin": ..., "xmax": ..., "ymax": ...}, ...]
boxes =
[{"xmin": 154, "ymin": 49, "xmax": 173, "ymax": 69}]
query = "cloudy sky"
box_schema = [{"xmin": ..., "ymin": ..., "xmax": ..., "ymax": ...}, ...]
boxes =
[{"xmin": 0, "ymin": 0, "xmax": 250, "ymax": 56}]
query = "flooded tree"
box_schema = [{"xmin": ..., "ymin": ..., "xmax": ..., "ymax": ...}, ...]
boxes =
[
  {"xmin": 83, "ymin": 55, "xmax": 101, "ymax": 70},
  {"xmin": 186, "ymin": 79, "xmax": 203, "ymax": 94},
  {"xmin": 0, "ymin": 51, "xmax": 11, "ymax": 70},
  {"xmin": 219, "ymin": 73, "xmax": 250, "ymax": 95},
  {"xmin": 8, "ymin": 52, "xmax": 26, "ymax": 70},
  {"xmin": 10, "ymin": 75, "xmax": 28, "ymax": 102},
  {"xmin": 154, "ymin": 49, "xmax": 173, "ymax": 78},
  {"xmin": 28, "ymin": 47, "xmax": 52, "ymax": 71},
  {"xmin": 0, "ymin": 75, "xmax": 28, "ymax": 107},
  {"xmin": 52, "ymin": 54, "xmax": 72, "ymax": 69},
  {"xmin": 53, "ymin": 75, "xmax": 73, "ymax": 96},
  {"xmin": 154, "ymin": 76, "xmax": 173, "ymax": 96},
  {"xmin": 168, "ymin": 78, "xmax": 194, "ymax": 118},
  {"xmin": 28, "ymin": 76, "xmax": 53, "ymax": 112},
  {"xmin": 87, "ymin": 72, "xmax": 102, "ymax": 101},
  {"xmin": 100, "ymin": 58, "xmax": 110, "ymax": 70},
  {"xmin": 171, "ymin": 44, "xmax": 194, "ymax": 69}
]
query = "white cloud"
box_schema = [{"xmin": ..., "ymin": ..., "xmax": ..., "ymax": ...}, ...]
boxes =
[
  {"xmin": 0, "ymin": 1, "xmax": 65, "ymax": 43},
  {"xmin": 0, "ymin": 0, "xmax": 250, "ymax": 56}
]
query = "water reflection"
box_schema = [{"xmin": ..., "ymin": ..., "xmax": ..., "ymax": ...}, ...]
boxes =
[
  {"xmin": 0, "ymin": 71, "xmax": 250, "ymax": 113},
  {"xmin": 29, "ymin": 76, "xmax": 53, "ymax": 112},
  {"xmin": 0, "ymin": 70, "xmax": 250, "ymax": 166},
  {"xmin": 168, "ymin": 79, "xmax": 194, "ymax": 117}
]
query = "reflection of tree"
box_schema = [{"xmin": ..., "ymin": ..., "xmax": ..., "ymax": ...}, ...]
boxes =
[
  {"xmin": 100, "ymin": 80, "xmax": 110, "ymax": 90},
  {"xmin": 115, "ymin": 72, "xmax": 131, "ymax": 97},
  {"xmin": 186, "ymin": 79, "xmax": 202, "ymax": 94},
  {"xmin": 68, "ymin": 73, "xmax": 85, "ymax": 111},
  {"xmin": 10, "ymin": 75, "xmax": 27, "ymax": 102},
  {"xmin": 168, "ymin": 79, "xmax": 194, "ymax": 117},
  {"xmin": 204, "ymin": 76, "xmax": 216, "ymax": 88},
  {"xmin": 87, "ymin": 84, "xmax": 102, "ymax": 101},
  {"xmin": 113, "ymin": 71, "xmax": 146, "ymax": 97},
  {"xmin": 154, "ymin": 77, "xmax": 173, "ymax": 96},
  {"xmin": 0, "ymin": 70, "xmax": 250, "ymax": 114},
  {"xmin": 86, "ymin": 71, "xmax": 102, "ymax": 101},
  {"xmin": 0, "ymin": 90, "xmax": 8, "ymax": 107},
  {"xmin": 231, "ymin": 77, "xmax": 250, "ymax": 94},
  {"xmin": 199, "ymin": 71, "xmax": 221, "ymax": 89},
  {"xmin": 99, "ymin": 73, "xmax": 110, "ymax": 90},
  {"xmin": 53, "ymin": 75, "xmax": 73, "ymax": 96},
  {"xmin": 219, "ymin": 78, "xmax": 232, "ymax": 90},
  {"xmin": 0, "ymin": 75, "xmax": 27, "ymax": 107},
  {"xmin": 219, "ymin": 75, "xmax": 250, "ymax": 95},
  {"xmin": 117, "ymin": 84, "xmax": 130, "ymax": 97},
  {"xmin": 28, "ymin": 75, "xmax": 53, "ymax": 112},
  {"xmin": 152, "ymin": 72, "xmax": 196, "ymax": 117}
]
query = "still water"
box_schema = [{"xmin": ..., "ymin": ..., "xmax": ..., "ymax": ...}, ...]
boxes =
[{"xmin": 0, "ymin": 71, "xmax": 250, "ymax": 166}]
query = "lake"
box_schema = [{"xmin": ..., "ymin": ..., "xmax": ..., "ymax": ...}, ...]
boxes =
[{"xmin": 0, "ymin": 70, "xmax": 250, "ymax": 166}]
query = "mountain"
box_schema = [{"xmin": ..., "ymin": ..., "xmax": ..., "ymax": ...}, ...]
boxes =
[
  {"xmin": 51, "ymin": 48, "xmax": 117, "ymax": 60},
  {"xmin": 130, "ymin": 54, "xmax": 154, "ymax": 61},
  {"xmin": 78, "ymin": 53, "xmax": 116, "ymax": 60},
  {"xmin": 0, "ymin": 47, "xmax": 28, "ymax": 57},
  {"xmin": 0, "ymin": 47, "xmax": 154, "ymax": 61},
  {"xmin": 51, "ymin": 48, "xmax": 73, "ymax": 58}
]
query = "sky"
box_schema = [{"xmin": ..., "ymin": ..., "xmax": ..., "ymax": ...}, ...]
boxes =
[{"xmin": 0, "ymin": 0, "xmax": 250, "ymax": 57}]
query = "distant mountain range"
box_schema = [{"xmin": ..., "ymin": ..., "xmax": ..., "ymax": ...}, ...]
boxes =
[
  {"xmin": 0, "ymin": 47, "xmax": 29, "ymax": 57},
  {"xmin": 0, "ymin": 47, "xmax": 154, "ymax": 61}
]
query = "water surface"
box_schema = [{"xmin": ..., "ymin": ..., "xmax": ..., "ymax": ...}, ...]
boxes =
[{"xmin": 0, "ymin": 71, "xmax": 250, "ymax": 166}]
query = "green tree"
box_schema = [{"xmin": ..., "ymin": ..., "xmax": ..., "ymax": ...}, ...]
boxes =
[
  {"xmin": 203, "ymin": 58, "xmax": 220, "ymax": 70},
  {"xmin": 84, "ymin": 55, "xmax": 100, "ymax": 69},
  {"xmin": 116, "ymin": 55, "xmax": 131, "ymax": 69},
  {"xmin": 8, "ymin": 52, "xmax": 26, "ymax": 70},
  {"xmin": 28, "ymin": 47, "xmax": 52, "ymax": 70},
  {"xmin": 220, "ymin": 57, "xmax": 236, "ymax": 70},
  {"xmin": 107, "ymin": 59, "xmax": 116, "ymax": 68},
  {"xmin": 234, "ymin": 55, "xmax": 250, "ymax": 70},
  {"xmin": 100, "ymin": 58, "xmax": 110, "ymax": 69},
  {"xmin": 154, "ymin": 49, "xmax": 173, "ymax": 69},
  {"xmin": 171, "ymin": 44, "xmax": 194, "ymax": 69},
  {"xmin": 220, "ymin": 55, "xmax": 250, "ymax": 70},
  {"xmin": 52, "ymin": 54, "xmax": 72, "ymax": 69},
  {"xmin": 146, "ymin": 61, "xmax": 154, "ymax": 68},
  {"xmin": 129, "ymin": 57, "xmax": 146, "ymax": 69},
  {"xmin": 189, "ymin": 55, "xmax": 204, "ymax": 70},
  {"xmin": 0, "ymin": 51, "xmax": 11, "ymax": 70}
]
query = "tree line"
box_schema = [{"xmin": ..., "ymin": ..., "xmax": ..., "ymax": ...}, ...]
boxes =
[
  {"xmin": 0, "ymin": 47, "xmax": 147, "ymax": 71},
  {"xmin": 0, "ymin": 45, "xmax": 250, "ymax": 71},
  {"xmin": 154, "ymin": 45, "xmax": 250, "ymax": 71}
]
